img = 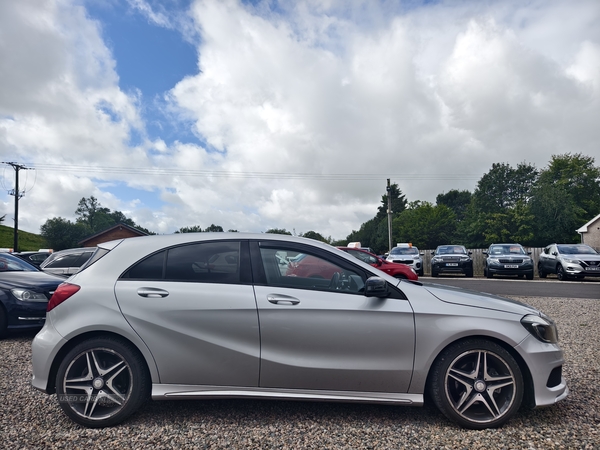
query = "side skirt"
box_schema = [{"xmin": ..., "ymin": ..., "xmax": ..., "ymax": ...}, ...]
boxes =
[{"xmin": 152, "ymin": 384, "xmax": 424, "ymax": 406}]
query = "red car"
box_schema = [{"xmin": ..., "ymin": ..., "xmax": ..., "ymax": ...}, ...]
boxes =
[
  {"xmin": 338, "ymin": 247, "xmax": 418, "ymax": 280},
  {"xmin": 284, "ymin": 248, "xmax": 418, "ymax": 281}
]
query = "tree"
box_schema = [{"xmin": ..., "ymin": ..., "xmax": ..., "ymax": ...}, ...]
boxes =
[
  {"xmin": 40, "ymin": 217, "xmax": 89, "ymax": 250},
  {"xmin": 204, "ymin": 224, "xmax": 224, "ymax": 232},
  {"xmin": 0, "ymin": 214, "xmax": 4, "ymax": 224},
  {"xmin": 481, "ymin": 200, "xmax": 535, "ymax": 244},
  {"xmin": 265, "ymin": 228, "xmax": 292, "ymax": 235},
  {"xmin": 75, "ymin": 196, "xmax": 112, "ymax": 233},
  {"xmin": 472, "ymin": 162, "xmax": 538, "ymax": 213},
  {"xmin": 376, "ymin": 183, "xmax": 407, "ymax": 219},
  {"xmin": 529, "ymin": 153, "xmax": 599, "ymax": 244},
  {"xmin": 176, "ymin": 225, "xmax": 204, "ymax": 233},
  {"xmin": 436, "ymin": 190, "xmax": 472, "ymax": 222},
  {"xmin": 300, "ymin": 231, "xmax": 328, "ymax": 243},
  {"xmin": 393, "ymin": 202, "xmax": 457, "ymax": 249}
]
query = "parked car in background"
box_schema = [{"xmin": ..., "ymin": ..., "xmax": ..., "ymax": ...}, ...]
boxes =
[
  {"xmin": 39, "ymin": 247, "xmax": 94, "ymax": 277},
  {"xmin": 484, "ymin": 243, "xmax": 534, "ymax": 279},
  {"xmin": 538, "ymin": 244, "xmax": 600, "ymax": 281},
  {"xmin": 386, "ymin": 243, "xmax": 424, "ymax": 276},
  {"xmin": 13, "ymin": 250, "xmax": 53, "ymax": 267},
  {"xmin": 0, "ymin": 253, "xmax": 63, "ymax": 338},
  {"xmin": 338, "ymin": 247, "xmax": 418, "ymax": 280},
  {"xmin": 431, "ymin": 245, "xmax": 473, "ymax": 277},
  {"xmin": 32, "ymin": 233, "xmax": 567, "ymax": 429}
]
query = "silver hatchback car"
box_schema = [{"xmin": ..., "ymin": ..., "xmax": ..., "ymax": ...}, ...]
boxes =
[{"xmin": 32, "ymin": 234, "xmax": 568, "ymax": 429}]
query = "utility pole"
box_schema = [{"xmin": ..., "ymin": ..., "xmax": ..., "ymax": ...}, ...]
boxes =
[
  {"xmin": 2, "ymin": 162, "xmax": 29, "ymax": 252},
  {"xmin": 387, "ymin": 178, "xmax": 393, "ymax": 253}
]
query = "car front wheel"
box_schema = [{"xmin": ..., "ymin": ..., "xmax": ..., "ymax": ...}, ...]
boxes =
[
  {"xmin": 55, "ymin": 336, "xmax": 150, "ymax": 428},
  {"xmin": 556, "ymin": 265, "xmax": 568, "ymax": 281},
  {"xmin": 429, "ymin": 338, "xmax": 523, "ymax": 429}
]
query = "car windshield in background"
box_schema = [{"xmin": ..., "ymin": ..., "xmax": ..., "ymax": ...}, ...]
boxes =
[
  {"xmin": 390, "ymin": 248, "xmax": 418, "ymax": 255},
  {"xmin": 557, "ymin": 245, "xmax": 598, "ymax": 255},
  {"xmin": 436, "ymin": 246, "xmax": 467, "ymax": 255},
  {"xmin": 489, "ymin": 245, "xmax": 526, "ymax": 255},
  {"xmin": 0, "ymin": 255, "xmax": 37, "ymax": 272}
]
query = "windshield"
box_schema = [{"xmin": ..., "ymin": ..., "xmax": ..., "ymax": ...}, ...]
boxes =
[
  {"xmin": 436, "ymin": 246, "xmax": 467, "ymax": 255},
  {"xmin": 557, "ymin": 245, "xmax": 598, "ymax": 255},
  {"xmin": 0, "ymin": 254, "xmax": 38, "ymax": 272},
  {"xmin": 489, "ymin": 245, "xmax": 526, "ymax": 255},
  {"xmin": 390, "ymin": 247, "xmax": 418, "ymax": 255}
]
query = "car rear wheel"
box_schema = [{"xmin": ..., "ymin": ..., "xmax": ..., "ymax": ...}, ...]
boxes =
[
  {"xmin": 429, "ymin": 339, "xmax": 523, "ymax": 429},
  {"xmin": 431, "ymin": 269, "xmax": 439, "ymax": 277},
  {"xmin": 55, "ymin": 336, "xmax": 150, "ymax": 428},
  {"xmin": 538, "ymin": 264, "xmax": 547, "ymax": 278}
]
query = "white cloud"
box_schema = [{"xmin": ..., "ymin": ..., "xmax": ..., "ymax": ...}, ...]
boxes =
[{"xmin": 1, "ymin": 0, "xmax": 599, "ymax": 241}]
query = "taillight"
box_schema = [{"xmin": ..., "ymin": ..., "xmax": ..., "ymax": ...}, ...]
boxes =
[{"xmin": 47, "ymin": 283, "xmax": 81, "ymax": 312}]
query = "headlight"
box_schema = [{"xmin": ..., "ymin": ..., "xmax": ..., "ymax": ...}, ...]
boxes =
[
  {"xmin": 432, "ymin": 257, "xmax": 441, "ymax": 263},
  {"xmin": 521, "ymin": 314, "xmax": 558, "ymax": 344},
  {"xmin": 488, "ymin": 258, "xmax": 500, "ymax": 264},
  {"xmin": 561, "ymin": 257, "xmax": 580, "ymax": 265},
  {"xmin": 11, "ymin": 289, "xmax": 48, "ymax": 302},
  {"xmin": 459, "ymin": 256, "xmax": 470, "ymax": 261}
]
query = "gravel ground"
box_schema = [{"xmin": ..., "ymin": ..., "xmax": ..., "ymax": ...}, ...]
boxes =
[{"xmin": 1, "ymin": 296, "xmax": 598, "ymax": 449}]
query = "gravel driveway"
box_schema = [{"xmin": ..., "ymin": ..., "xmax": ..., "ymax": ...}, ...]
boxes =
[{"xmin": 1, "ymin": 296, "xmax": 598, "ymax": 449}]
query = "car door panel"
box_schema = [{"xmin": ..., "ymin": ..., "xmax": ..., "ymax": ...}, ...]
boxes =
[
  {"xmin": 254, "ymin": 285, "xmax": 415, "ymax": 393},
  {"xmin": 115, "ymin": 281, "xmax": 260, "ymax": 387}
]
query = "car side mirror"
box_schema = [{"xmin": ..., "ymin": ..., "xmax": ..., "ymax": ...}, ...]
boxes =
[
  {"xmin": 552, "ymin": 251, "xmax": 558, "ymax": 256},
  {"xmin": 468, "ymin": 251, "xmax": 472, "ymax": 255},
  {"xmin": 431, "ymin": 250, "xmax": 435, "ymax": 255},
  {"xmin": 375, "ymin": 258, "xmax": 382, "ymax": 267},
  {"xmin": 527, "ymin": 251, "xmax": 532, "ymax": 255},
  {"xmin": 364, "ymin": 276, "xmax": 388, "ymax": 298},
  {"xmin": 483, "ymin": 251, "xmax": 488, "ymax": 255}
]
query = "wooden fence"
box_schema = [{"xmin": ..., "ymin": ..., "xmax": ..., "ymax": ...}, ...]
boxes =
[{"xmin": 420, "ymin": 247, "xmax": 544, "ymax": 277}]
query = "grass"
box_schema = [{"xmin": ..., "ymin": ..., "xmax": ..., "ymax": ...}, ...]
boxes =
[{"xmin": 0, "ymin": 224, "xmax": 48, "ymax": 251}]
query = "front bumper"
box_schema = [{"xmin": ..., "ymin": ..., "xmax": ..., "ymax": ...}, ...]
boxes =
[
  {"xmin": 487, "ymin": 261, "xmax": 534, "ymax": 276},
  {"xmin": 561, "ymin": 261, "xmax": 600, "ymax": 277},
  {"xmin": 515, "ymin": 335, "xmax": 568, "ymax": 408},
  {"xmin": 432, "ymin": 260, "xmax": 472, "ymax": 274}
]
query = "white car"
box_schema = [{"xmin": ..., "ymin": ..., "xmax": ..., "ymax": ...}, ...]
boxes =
[{"xmin": 386, "ymin": 244, "xmax": 424, "ymax": 276}]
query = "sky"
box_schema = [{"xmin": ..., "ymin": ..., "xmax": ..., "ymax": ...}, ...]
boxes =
[{"xmin": 0, "ymin": 0, "xmax": 599, "ymax": 240}]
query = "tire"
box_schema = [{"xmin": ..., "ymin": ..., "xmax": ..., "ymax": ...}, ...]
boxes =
[
  {"xmin": 538, "ymin": 264, "xmax": 547, "ymax": 278},
  {"xmin": 485, "ymin": 266, "xmax": 493, "ymax": 278},
  {"xmin": 465, "ymin": 269, "xmax": 473, "ymax": 278},
  {"xmin": 556, "ymin": 265, "xmax": 568, "ymax": 281},
  {"xmin": 0, "ymin": 305, "xmax": 7, "ymax": 339},
  {"xmin": 429, "ymin": 338, "xmax": 524, "ymax": 429},
  {"xmin": 526, "ymin": 271, "xmax": 534, "ymax": 280},
  {"xmin": 55, "ymin": 336, "xmax": 150, "ymax": 428},
  {"xmin": 418, "ymin": 269, "xmax": 424, "ymax": 277},
  {"xmin": 431, "ymin": 268, "xmax": 439, "ymax": 277}
]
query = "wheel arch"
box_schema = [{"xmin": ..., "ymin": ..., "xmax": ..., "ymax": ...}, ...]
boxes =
[{"xmin": 45, "ymin": 330, "xmax": 154, "ymax": 394}]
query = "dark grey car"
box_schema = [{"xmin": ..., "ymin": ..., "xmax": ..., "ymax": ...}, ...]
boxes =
[
  {"xmin": 32, "ymin": 234, "xmax": 567, "ymax": 429},
  {"xmin": 39, "ymin": 247, "xmax": 94, "ymax": 277},
  {"xmin": 431, "ymin": 245, "xmax": 473, "ymax": 277},
  {"xmin": 538, "ymin": 243, "xmax": 600, "ymax": 281},
  {"xmin": 483, "ymin": 243, "xmax": 534, "ymax": 279}
]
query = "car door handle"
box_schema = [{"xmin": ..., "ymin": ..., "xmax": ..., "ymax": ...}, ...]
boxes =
[
  {"xmin": 267, "ymin": 295, "xmax": 300, "ymax": 305},
  {"xmin": 137, "ymin": 288, "xmax": 169, "ymax": 298}
]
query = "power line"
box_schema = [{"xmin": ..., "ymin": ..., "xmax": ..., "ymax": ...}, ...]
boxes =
[{"xmin": 27, "ymin": 163, "xmax": 481, "ymax": 181}]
